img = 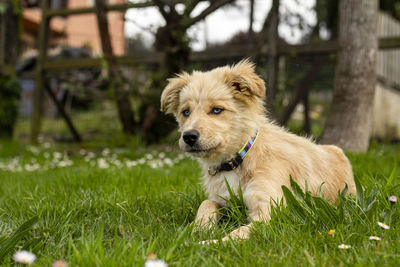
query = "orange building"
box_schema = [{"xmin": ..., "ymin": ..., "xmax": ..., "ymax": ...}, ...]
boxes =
[
  {"xmin": 22, "ymin": 0, "xmax": 125, "ymax": 56},
  {"xmin": 65, "ymin": 0, "xmax": 125, "ymax": 55}
]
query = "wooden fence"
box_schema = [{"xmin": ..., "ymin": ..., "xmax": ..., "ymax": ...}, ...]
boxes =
[
  {"xmin": 378, "ymin": 12, "xmax": 400, "ymax": 87},
  {"xmin": 30, "ymin": 1, "xmax": 400, "ymax": 143}
]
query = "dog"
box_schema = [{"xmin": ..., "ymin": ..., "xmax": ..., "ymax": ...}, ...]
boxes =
[{"xmin": 160, "ymin": 60, "xmax": 356, "ymax": 242}]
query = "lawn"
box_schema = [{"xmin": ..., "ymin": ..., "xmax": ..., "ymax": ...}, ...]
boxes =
[{"xmin": 0, "ymin": 139, "xmax": 399, "ymax": 266}]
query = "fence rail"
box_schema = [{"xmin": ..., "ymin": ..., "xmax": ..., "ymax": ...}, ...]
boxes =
[
  {"xmin": 29, "ymin": 2, "xmax": 400, "ymax": 143},
  {"xmin": 41, "ymin": 37, "xmax": 400, "ymax": 71},
  {"xmin": 378, "ymin": 13, "xmax": 400, "ymax": 87}
]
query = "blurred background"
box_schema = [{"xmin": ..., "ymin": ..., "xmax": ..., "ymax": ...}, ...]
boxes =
[{"xmin": 0, "ymin": 0, "xmax": 399, "ymax": 152}]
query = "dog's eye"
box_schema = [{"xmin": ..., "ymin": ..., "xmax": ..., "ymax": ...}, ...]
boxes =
[
  {"xmin": 182, "ymin": 109, "xmax": 190, "ymax": 117},
  {"xmin": 211, "ymin": 108, "xmax": 223, "ymax": 115}
]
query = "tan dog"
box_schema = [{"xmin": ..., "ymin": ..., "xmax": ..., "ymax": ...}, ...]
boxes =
[{"xmin": 160, "ymin": 60, "xmax": 356, "ymax": 242}]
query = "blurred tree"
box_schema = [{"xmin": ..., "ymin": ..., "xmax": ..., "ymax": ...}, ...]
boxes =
[
  {"xmin": 139, "ymin": 0, "xmax": 235, "ymax": 143},
  {"xmin": 0, "ymin": 0, "xmax": 21, "ymax": 139},
  {"xmin": 312, "ymin": 0, "xmax": 400, "ymax": 42},
  {"xmin": 0, "ymin": 0, "xmax": 19, "ymax": 69},
  {"xmin": 321, "ymin": 0, "xmax": 378, "ymax": 152},
  {"xmin": 95, "ymin": 0, "xmax": 136, "ymax": 135},
  {"xmin": 380, "ymin": 0, "xmax": 400, "ymax": 21},
  {"xmin": 265, "ymin": 0, "xmax": 279, "ymax": 116},
  {"xmin": 0, "ymin": 76, "xmax": 21, "ymax": 139},
  {"xmin": 250, "ymin": 0, "xmax": 280, "ymax": 116},
  {"xmin": 313, "ymin": 0, "xmax": 338, "ymax": 40},
  {"xmin": 248, "ymin": 0, "xmax": 255, "ymax": 45},
  {"xmin": 126, "ymin": 34, "xmax": 152, "ymax": 55}
]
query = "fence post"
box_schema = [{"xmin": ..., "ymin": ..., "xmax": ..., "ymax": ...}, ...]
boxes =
[
  {"xmin": 266, "ymin": 0, "xmax": 279, "ymax": 117},
  {"xmin": 0, "ymin": 0, "xmax": 5, "ymax": 73},
  {"xmin": 31, "ymin": 0, "xmax": 50, "ymax": 143},
  {"xmin": 94, "ymin": 0, "xmax": 136, "ymax": 135},
  {"xmin": 44, "ymin": 80, "xmax": 82, "ymax": 142}
]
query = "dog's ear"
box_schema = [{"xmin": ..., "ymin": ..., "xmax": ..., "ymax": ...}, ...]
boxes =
[
  {"xmin": 160, "ymin": 72, "xmax": 190, "ymax": 114},
  {"xmin": 225, "ymin": 59, "xmax": 266, "ymax": 98}
]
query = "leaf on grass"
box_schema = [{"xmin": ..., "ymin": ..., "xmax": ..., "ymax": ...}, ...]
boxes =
[
  {"xmin": 217, "ymin": 178, "xmax": 248, "ymax": 224},
  {"xmin": 354, "ymin": 176, "xmax": 364, "ymax": 209},
  {"xmin": 289, "ymin": 176, "xmax": 305, "ymax": 200},
  {"xmin": 281, "ymin": 185, "xmax": 307, "ymax": 223},
  {"xmin": 340, "ymin": 183, "xmax": 348, "ymax": 200},
  {"xmin": 164, "ymin": 225, "xmax": 192, "ymax": 261},
  {"xmin": 0, "ymin": 215, "xmax": 38, "ymax": 262},
  {"xmin": 384, "ymin": 166, "xmax": 397, "ymax": 193}
]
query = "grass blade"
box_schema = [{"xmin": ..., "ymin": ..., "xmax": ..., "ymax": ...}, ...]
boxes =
[
  {"xmin": 0, "ymin": 215, "xmax": 38, "ymax": 262},
  {"xmin": 164, "ymin": 225, "xmax": 192, "ymax": 261},
  {"xmin": 354, "ymin": 176, "xmax": 364, "ymax": 209},
  {"xmin": 384, "ymin": 166, "xmax": 397, "ymax": 193}
]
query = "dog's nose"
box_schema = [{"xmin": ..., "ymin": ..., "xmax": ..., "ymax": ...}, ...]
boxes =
[{"xmin": 183, "ymin": 130, "xmax": 200, "ymax": 147}]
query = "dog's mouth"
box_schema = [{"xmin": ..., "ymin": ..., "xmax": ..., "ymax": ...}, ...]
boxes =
[
  {"xmin": 188, "ymin": 148, "xmax": 213, "ymax": 153},
  {"xmin": 183, "ymin": 144, "xmax": 219, "ymax": 156}
]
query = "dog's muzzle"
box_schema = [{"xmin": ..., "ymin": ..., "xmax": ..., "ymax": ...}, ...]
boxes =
[{"xmin": 182, "ymin": 129, "xmax": 200, "ymax": 147}]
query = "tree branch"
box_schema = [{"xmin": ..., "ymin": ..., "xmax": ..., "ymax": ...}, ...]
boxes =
[
  {"xmin": 152, "ymin": 0, "xmax": 169, "ymax": 20},
  {"xmin": 252, "ymin": 0, "xmax": 278, "ymax": 59},
  {"xmin": 184, "ymin": 0, "xmax": 201, "ymax": 16},
  {"xmin": 124, "ymin": 17, "xmax": 156, "ymax": 35},
  {"xmin": 183, "ymin": 0, "xmax": 235, "ymax": 29},
  {"xmin": 279, "ymin": 60, "xmax": 322, "ymax": 126}
]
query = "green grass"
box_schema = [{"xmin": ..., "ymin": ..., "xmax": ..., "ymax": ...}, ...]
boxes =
[
  {"xmin": 14, "ymin": 101, "xmax": 129, "ymax": 147},
  {"xmin": 0, "ymin": 140, "xmax": 399, "ymax": 266}
]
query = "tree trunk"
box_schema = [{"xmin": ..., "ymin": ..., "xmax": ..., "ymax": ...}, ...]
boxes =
[
  {"xmin": 303, "ymin": 89, "xmax": 311, "ymax": 135},
  {"xmin": 139, "ymin": 22, "xmax": 190, "ymax": 143},
  {"xmin": 279, "ymin": 61, "xmax": 322, "ymax": 126},
  {"xmin": 321, "ymin": 0, "xmax": 378, "ymax": 152},
  {"xmin": 266, "ymin": 0, "xmax": 279, "ymax": 117},
  {"xmin": 139, "ymin": 0, "xmax": 234, "ymax": 143},
  {"xmin": 0, "ymin": 0, "xmax": 19, "ymax": 69},
  {"xmin": 31, "ymin": 0, "xmax": 50, "ymax": 143},
  {"xmin": 248, "ymin": 0, "xmax": 255, "ymax": 45},
  {"xmin": 0, "ymin": 0, "xmax": 21, "ymax": 139},
  {"xmin": 95, "ymin": 0, "xmax": 137, "ymax": 135}
]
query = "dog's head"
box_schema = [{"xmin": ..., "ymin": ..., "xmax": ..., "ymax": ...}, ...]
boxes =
[{"xmin": 160, "ymin": 60, "xmax": 266, "ymax": 162}]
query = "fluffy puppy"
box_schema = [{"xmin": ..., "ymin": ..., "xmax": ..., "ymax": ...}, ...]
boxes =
[{"xmin": 160, "ymin": 60, "xmax": 356, "ymax": 241}]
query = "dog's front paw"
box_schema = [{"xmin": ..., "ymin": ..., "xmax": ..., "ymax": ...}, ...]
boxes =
[
  {"xmin": 221, "ymin": 225, "xmax": 251, "ymax": 241},
  {"xmin": 195, "ymin": 200, "xmax": 221, "ymax": 228}
]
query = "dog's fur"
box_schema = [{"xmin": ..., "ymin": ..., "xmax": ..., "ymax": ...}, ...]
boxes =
[{"xmin": 160, "ymin": 60, "xmax": 356, "ymax": 241}]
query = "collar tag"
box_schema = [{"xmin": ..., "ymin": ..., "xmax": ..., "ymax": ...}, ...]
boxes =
[{"xmin": 208, "ymin": 167, "xmax": 217, "ymax": 176}]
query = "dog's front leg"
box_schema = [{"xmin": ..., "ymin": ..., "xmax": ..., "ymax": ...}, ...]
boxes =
[
  {"xmin": 216, "ymin": 183, "xmax": 280, "ymax": 242},
  {"xmin": 221, "ymin": 223, "xmax": 252, "ymax": 241},
  {"xmin": 195, "ymin": 199, "xmax": 221, "ymax": 228},
  {"xmin": 220, "ymin": 203, "xmax": 272, "ymax": 242}
]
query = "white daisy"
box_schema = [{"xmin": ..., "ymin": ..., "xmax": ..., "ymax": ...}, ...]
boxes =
[
  {"xmin": 389, "ymin": 195, "xmax": 397, "ymax": 204},
  {"xmin": 378, "ymin": 222, "xmax": 390, "ymax": 230},
  {"xmin": 101, "ymin": 148, "xmax": 110, "ymax": 156},
  {"xmin": 125, "ymin": 160, "xmax": 137, "ymax": 167},
  {"xmin": 13, "ymin": 250, "xmax": 36, "ymax": 264},
  {"xmin": 144, "ymin": 259, "xmax": 168, "ymax": 267},
  {"xmin": 338, "ymin": 244, "xmax": 351, "ymax": 249},
  {"xmin": 43, "ymin": 142, "xmax": 51, "ymax": 149},
  {"xmin": 369, "ymin": 236, "xmax": 381, "ymax": 241},
  {"xmin": 97, "ymin": 158, "xmax": 109, "ymax": 169},
  {"xmin": 53, "ymin": 152, "xmax": 63, "ymax": 159},
  {"xmin": 164, "ymin": 158, "xmax": 173, "ymax": 166}
]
